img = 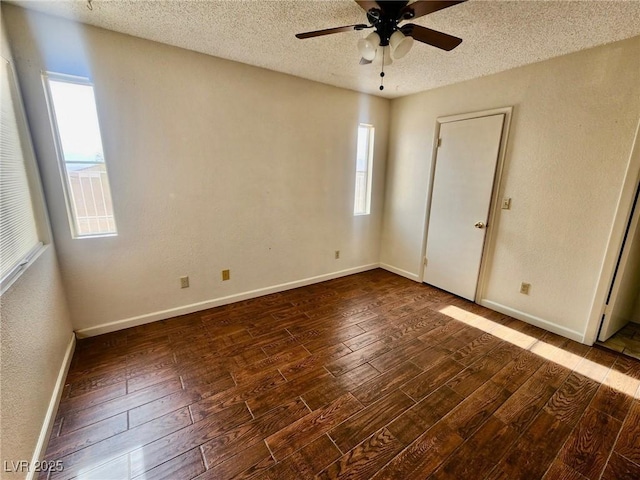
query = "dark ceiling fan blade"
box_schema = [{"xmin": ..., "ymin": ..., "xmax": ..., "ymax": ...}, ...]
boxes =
[
  {"xmin": 400, "ymin": 1, "xmax": 467, "ymax": 20},
  {"xmin": 359, "ymin": 57, "xmax": 373, "ymax": 65},
  {"xmin": 354, "ymin": 1, "xmax": 381, "ymax": 13},
  {"xmin": 401, "ymin": 24, "xmax": 462, "ymax": 51},
  {"xmin": 295, "ymin": 24, "xmax": 369, "ymax": 39}
]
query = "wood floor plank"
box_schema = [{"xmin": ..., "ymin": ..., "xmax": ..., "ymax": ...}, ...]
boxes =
[
  {"xmin": 194, "ymin": 440, "xmax": 274, "ymax": 480},
  {"xmin": 368, "ymin": 338, "xmax": 429, "ymax": 373},
  {"xmin": 294, "ymin": 324, "xmax": 365, "ymax": 352},
  {"xmin": 613, "ymin": 400, "xmax": 640, "ymax": 465},
  {"xmin": 45, "ymin": 413, "xmax": 128, "ymax": 460},
  {"xmin": 128, "ymin": 402, "xmax": 253, "ymax": 477},
  {"xmin": 489, "ymin": 409, "xmax": 585, "ymax": 479},
  {"xmin": 50, "ymin": 407, "xmax": 192, "ymax": 480},
  {"xmin": 61, "ymin": 377, "xmax": 183, "ymax": 434},
  {"xmin": 56, "ymin": 381, "xmax": 127, "ymax": 416},
  {"xmin": 601, "ymin": 452, "xmax": 640, "ymax": 480},
  {"xmin": 266, "ymin": 392, "xmax": 362, "ymax": 460},
  {"xmin": 430, "ymin": 415, "xmax": 518, "ymax": 479},
  {"xmin": 400, "ymin": 356, "xmax": 465, "ymax": 402},
  {"xmin": 200, "ymin": 397, "xmax": 310, "ymax": 469},
  {"xmin": 231, "ymin": 345, "xmax": 310, "ymax": 382},
  {"xmin": 132, "ymin": 447, "xmax": 205, "ymax": 480},
  {"xmin": 257, "ymin": 434, "xmax": 342, "ymax": 480},
  {"xmin": 329, "ymin": 389, "xmax": 415, "ymax": 453},
  {"xmin": 542, "ymin": 459, "xmax": 589, "ymax": 480},
  {"xmin": 559, "ymin": 407, "xmax": 622, "ymax": 479},
  {"xmin": 278, "ymin": 343, "xmax": 352, "ymax": 380},
  {"xmin": 325, "ymin": 340, "xmax": 392, "ymax": 376},
  {"xmin": 128, "ymin": 389, "xmax": 202, "ymax": 428},
  {"xmin": 126, "ymin": 366, "xmax": 180, "ymax": 393},
  {"xmin": 444, "ymin": 380, "xmax": 512, "ymax": 440},
  {"xmin": 302, "ymin": 363, "xmax": 380, "ymax": 411},
  {"xmin": 445, "ymin": 343, "xmax": 519, "ymax": 398},
  {"xmin": 39, "ymin": 270, "xmax": 638, "ymax": 480},
  {"xmin": 373, "ymin": 421, "xmax": 463, "ymax": 480},
  {"xmin": 387, "ymin": 386, "xmax": 465, "ymax": 446},
  {"xmin": 351, "ymin": 361, "xmax": 422, "ymax": 406},
  {"xmin": 450, "ymin": 332, "xmax": 502, "ymax": 366},
  {"xmin": 246, "ymin": 367, "xmax": 332, "ymax": 417},
  {"xmin": 542, "ymin": 372, "xmax": 599, "ymax": 424},
  {"xmin": 319, "ymin": 428, "xmax": 404, "ymax": 480},
  {"xmin": 190, "ymin": 369, "xmax": 286, "ymax": 420}
]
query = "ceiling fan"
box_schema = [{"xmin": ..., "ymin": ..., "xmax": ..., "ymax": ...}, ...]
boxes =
[{"xmin": 296, "ymin": 1, "xmax": 467, "ymax": 77}]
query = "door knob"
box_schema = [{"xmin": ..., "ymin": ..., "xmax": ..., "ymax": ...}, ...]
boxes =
[{"xmin": 474, "ymin": 222, "xmax": 485, "ymax": 229}]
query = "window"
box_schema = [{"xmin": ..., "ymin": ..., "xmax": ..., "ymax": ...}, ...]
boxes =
[
  {"xmin": 353, "ymin": 124, "xmax": 374, "ymax": 216},
  {"xmin": 0, "ymin": 57, "xmax": 42, "ymax": 290},
  {"xmin": 43, "ymin": 73, "xmax": 117, "ymax": 238}
]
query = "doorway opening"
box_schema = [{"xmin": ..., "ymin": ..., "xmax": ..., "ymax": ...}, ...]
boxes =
[{"xmin": 596, "ymin": 178, "xmax": 640, "ymax": 360}]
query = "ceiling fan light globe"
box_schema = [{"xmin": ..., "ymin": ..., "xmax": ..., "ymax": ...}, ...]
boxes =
[
  {"xmin": 390, "ymin": 30, "xmax": 414, "ymax": 59},
  {"xmin": 357, "ymin": 38, "xmax": 376, "ymax": 61},
  {"xmin": 357, "ymin": 32, "xmax": 380, "ymax": 61}
]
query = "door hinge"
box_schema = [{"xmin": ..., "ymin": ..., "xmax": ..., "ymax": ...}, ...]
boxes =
[
  {"xmin": 424, "ymin": 257, "xmax": 428, "ymax": 267},
  {"xmin": 437, "ymin": 138, "xmax": 442, "ymax": 147}
]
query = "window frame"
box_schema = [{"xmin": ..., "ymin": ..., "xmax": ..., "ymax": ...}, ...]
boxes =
[
  {"xmin": 353, "ymin": 123, "xmax": 375, "ymax": 216},
  {"xmin": 0, "ymin": 55, "xmax": 46, "ymax": 294},
  {"xmin": 42, "ymin": 71, "xmax": 117, "ymax": 239}
]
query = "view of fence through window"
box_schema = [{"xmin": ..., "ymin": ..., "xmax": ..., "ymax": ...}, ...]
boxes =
[
  {"xmin": 46, "ymin": 75, "xmax": 116, "ymax": 237},
  {"xmin": 354, "ymin": 124, "xmax": 374, "ymax": 215}
]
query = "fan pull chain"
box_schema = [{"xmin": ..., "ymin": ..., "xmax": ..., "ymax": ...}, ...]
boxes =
[{"xmin": 379, "ymin": 48, "xmax": 385, "ymax": 91}]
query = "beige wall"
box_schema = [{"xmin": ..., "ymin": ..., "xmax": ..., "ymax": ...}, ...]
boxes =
[
  {"xmin": 3, "ymin": 5, "xmax": 390, "ymax": 335},
  {"xmin": 1, "ymin": 8, "xmax": 74, "ymax": 478},
  {"xmin": 0, "ymin": 248, "xmax": 73, "ymax": 479},
  {"xmin": 382, "ymin": 36, "xmax": 640, "ymax": 341}
]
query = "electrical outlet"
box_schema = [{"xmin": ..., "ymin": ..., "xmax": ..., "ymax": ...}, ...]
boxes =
[
  {"xmin": 222, "ymin": 269, "xmax": 230, "ymax": 281},
  {"xmin": 335, "ymin": 250, "xmax": 340, "ymax": 260},
  {"xmin": 502, "ymin": 198, "xmax": 512, "ymax": 210},
  {"xmin": 180, "ymin": 276, "xmax": 189, "ymax": 289},
  {"xmin": 520, "ymin": 282, "xmax": 530, "ymax": 295}
]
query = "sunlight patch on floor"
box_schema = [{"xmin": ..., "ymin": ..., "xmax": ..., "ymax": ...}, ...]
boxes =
[{"xmin": 439, "ymin": 305, "xmax": 640, "ymax": 399}]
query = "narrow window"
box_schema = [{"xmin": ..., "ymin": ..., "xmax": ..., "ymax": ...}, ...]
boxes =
[
  {"xmin": 43, "ymin": 73, "xmax": 117, "ymax": 238},
  {"xmin": 354, "ymin": 124, "xmax": 374, "ymax": 216}
]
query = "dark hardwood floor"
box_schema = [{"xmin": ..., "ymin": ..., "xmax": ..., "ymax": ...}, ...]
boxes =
[{"xmin": 41, "ymin": 269, "xmax": 640, "ymax": 479}]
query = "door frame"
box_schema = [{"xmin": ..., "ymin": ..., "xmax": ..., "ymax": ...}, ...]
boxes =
[
  {"xmin": 584, "ymin": 119, "xmax": 640, "ymax": 345},
  {"xmin": 419, "ymin": 106, "xmax": 514, "ymax": 305}
]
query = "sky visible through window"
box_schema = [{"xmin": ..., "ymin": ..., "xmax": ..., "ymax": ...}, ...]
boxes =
[{"xmin": 49, "ymin": 79, "xmax": 105, "ymax": 169}]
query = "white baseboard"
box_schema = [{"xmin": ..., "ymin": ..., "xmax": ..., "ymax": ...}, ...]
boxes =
[
  {"xmin": 379, "ymin": 263, "xmax": 421, "ymax": 282},
  {"xmin": 27, "ymin": 332, "xmax": 76, "ymax": 480},
  {"xmin": 76, "ymin": 264, "xmax": 380, "ymax": 338},
  {"xmin": 479, "ymin": 299, "xmax": 585, "ymax": 343}
]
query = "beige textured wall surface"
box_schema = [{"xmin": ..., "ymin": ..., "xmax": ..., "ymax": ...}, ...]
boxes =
[
  {"xmin": 1, "ymin": 8, "xmax": 74, "ymax": 477},
  {"xmin": 0, "ymin": 248, "xmax": 73, "ymax": 479},
  {"xmin": 381, "ymin": 36, "xmax": 640, "ymax": 339},
  {"xmin": 3, "ymin": 5, "xmax": 390, "ymax": 333}
]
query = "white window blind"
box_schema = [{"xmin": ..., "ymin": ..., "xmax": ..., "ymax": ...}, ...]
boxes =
[{"xmin": 0, "ymin": 57, "xmax": 41, "ymax": 285}]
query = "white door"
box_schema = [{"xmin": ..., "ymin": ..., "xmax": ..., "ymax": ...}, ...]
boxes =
[
  {"xmin": 424, "ymin": 114, "xmax": 505, "ymax": 301},
  {"xmin": 599, "ymin": 185, "xmax": 640, "ymax": 341}
]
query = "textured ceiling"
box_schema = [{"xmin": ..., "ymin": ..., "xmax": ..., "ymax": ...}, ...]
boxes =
[{"xmin": 8, "ymin": 0, "xmax": 640, "ymax": 98}]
